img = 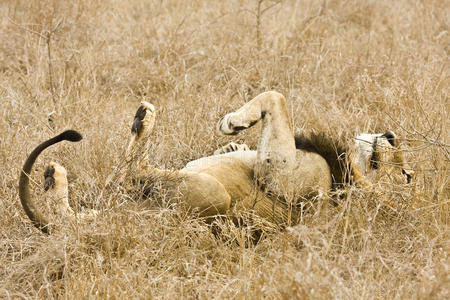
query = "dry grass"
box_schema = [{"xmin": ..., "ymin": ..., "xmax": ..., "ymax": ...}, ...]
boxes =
[{"xmin": 0, "ymin": 0, "xmax": 449, "ymax": 298}]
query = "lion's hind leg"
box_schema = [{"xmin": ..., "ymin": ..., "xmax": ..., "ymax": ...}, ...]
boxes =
[
  {"xmin": 179, "ymin": 171, "xmax": 232, "ymax": 218},
  {"xmin": 113, "ymin": 101, "xmax": 157, "ymax": 186},
  {"xmin": 126, "ymin": 101, "xmax": 156, "ymax": 156}
]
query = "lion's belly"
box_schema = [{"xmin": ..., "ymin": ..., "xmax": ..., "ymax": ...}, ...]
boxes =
[
  {"xmin": 180, "ymin": 152, "xmax": 331, "ymax": 226},
  {"xmin": 182, "ymin": 156, "xmax": 256, "ymax": 205},
  {"xmin": 183, "ymin": 149, "xmax": 331, "ymax": 201}
]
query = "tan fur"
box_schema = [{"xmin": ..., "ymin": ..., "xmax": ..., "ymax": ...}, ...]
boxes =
[
  {"xmin": 123, "ymin": 92, "xmax": 331, "ymax": 225},
  {"xmin": 45, "ymin": 162, "xmax": 98, "ymax": 224},
  {"xmin": 46, "ymin": 162, "xmax": 73, "ymax": 219}
]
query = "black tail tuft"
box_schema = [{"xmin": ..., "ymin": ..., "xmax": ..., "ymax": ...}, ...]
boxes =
[{"xmin": 59, "ymin": 130, "xmax": 83, "ymax": 142}]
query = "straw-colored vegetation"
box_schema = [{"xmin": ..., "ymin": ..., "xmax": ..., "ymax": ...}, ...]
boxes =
[{"xmin": 1, "ymin": 0, "xmax": 448, "ymax": 298}]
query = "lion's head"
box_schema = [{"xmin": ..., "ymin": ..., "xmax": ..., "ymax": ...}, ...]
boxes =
[{"xmin": 355, "ymin": 131, "xmax": 414, "ymax": 184}]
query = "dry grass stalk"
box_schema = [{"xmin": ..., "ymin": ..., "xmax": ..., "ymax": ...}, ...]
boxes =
[{"xmin": 0, "ymin": 0, "xmax": 448, "ymax": 298}]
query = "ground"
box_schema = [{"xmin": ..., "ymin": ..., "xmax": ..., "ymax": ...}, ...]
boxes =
[{"xmin": 0, "ymin": 0, "xmax": 448, "ymax": 298}]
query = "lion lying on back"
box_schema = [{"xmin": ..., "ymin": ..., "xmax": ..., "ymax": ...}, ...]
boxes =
[{"xmin": 19, "ymin": 91, "xmax": 413, "ymax": 233}]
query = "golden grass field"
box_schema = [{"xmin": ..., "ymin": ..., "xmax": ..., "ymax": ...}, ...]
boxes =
[{"xmin": 0, "ymin": 0, "xmax": 448, "ymax": 298}]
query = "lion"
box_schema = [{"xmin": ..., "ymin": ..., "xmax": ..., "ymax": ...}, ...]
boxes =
[{"xmin": 19, "ymin": 91, "xmax": 412, "ymax": 233}]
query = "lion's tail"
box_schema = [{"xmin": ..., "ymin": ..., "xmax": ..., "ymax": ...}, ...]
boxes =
[{"xmin": 19, "ymin": 130, "xmax": 82, "ymax": 233}]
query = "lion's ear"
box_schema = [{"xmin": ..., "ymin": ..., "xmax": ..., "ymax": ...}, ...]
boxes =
[{"xmin": 382, "ymin": 131, "xmax": 396, "ymax": 147}]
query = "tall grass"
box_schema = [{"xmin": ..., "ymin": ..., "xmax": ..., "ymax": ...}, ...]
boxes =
[{"xmin": 0, "ymin": 0, "xmax": 448, "ymax": 298}]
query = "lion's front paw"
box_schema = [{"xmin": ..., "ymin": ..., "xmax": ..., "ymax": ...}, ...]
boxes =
[{"xmin": 214, "ymin": 142, "xmax": 250, "ymax": 155}]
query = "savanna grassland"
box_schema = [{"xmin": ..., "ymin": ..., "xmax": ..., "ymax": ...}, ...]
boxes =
[{"xmin": 0, "ymin": 0, "xmax": 448, "ymax": 298}]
